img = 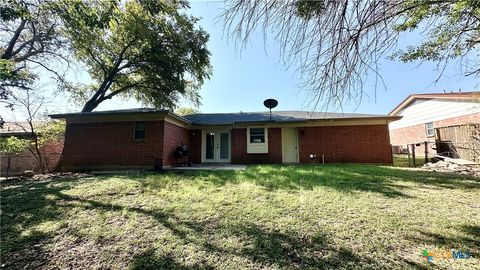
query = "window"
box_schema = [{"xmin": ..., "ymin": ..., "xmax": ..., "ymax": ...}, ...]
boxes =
[
  {"xmin": 250, "ymin": 128, "xmax": 265, "ymax": 143},
  {"xmin": 134, "ymin": 121, "xmax": 146, "ymax": 141},
  {"xmin": 425, "ymin": 122, "xmax": 434, "ymax": 137},
  {"xmin": 247, "ymin": 127, "xmax": 268, "ymax": 153}
]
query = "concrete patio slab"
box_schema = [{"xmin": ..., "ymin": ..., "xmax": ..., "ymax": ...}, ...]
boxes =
[{"xmin": 168, "ymin": 164, "xmax": 247, "ymax": 171}]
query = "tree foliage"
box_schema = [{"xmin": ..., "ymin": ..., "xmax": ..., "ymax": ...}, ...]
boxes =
[
  {"xmin": 0, "ymin": 121, "xmax": 63, "ymax": 154},
  {"xmin": 393, "ymin": 0, "xmax": 480, "ymax": 75},
  {"xmin": 54, "ymin": 0, "xmax": 211, "ymax": 112},
  {"xmin": 34, "ymin": 120, "xmax": 64, "ymax": 146},
  {"xmin": 0, "ymin": 135, "xmax": 29, "ymax": 155},
  {"xmin": 175, "ymin": 106, "xmax": 200, "ymax": 116},
  {"xmin": 222, "ymin": 0, "xmax": 480, "ymax": 109}
]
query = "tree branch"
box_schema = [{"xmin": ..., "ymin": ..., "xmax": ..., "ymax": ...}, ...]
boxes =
[{"xmin": 1, "ymin": 19, "xmax": 27, "ymax": 60}]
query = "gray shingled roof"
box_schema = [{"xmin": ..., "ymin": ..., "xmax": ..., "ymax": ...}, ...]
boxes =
[
  {"xmin": 183, "ymin": 111, "xmax": 392, "ymax": 125},
  {"xmin": 50, "ymin": 108, "xmax": 396, "ymax": 125}
]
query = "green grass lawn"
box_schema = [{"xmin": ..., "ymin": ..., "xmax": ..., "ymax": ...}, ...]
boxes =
[
  {"xmin": 393, "ymin": 154, "xmax": 427, "ymax": 167},
  {"xmin": 1, "ymin": 165, "xmax": 479, "ymax": 269}
]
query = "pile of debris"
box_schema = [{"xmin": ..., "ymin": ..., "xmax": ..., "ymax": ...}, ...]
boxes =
[
  {"xmin": 2, "ymin": 172, "xmax": 93, "ymax": 182},
  {"xmin": 422, "ymin": 158, "xmax": 480, "ymax": 177},
  {"xmin": 31, "ymin": 172, "xmax": 93, "ymax": 181}
]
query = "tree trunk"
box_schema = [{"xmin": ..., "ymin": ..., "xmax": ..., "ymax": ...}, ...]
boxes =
[{"xmin": 81, "ymin": 99, "xmax": 101, "ymax": 112}]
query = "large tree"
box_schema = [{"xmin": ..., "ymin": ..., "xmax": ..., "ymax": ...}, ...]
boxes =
[
  {"xmin": 55, "ymin": 0, "xmax": 211, "ymax": 112},
  {"xmin": 1, "ymin": 0, "xmax": 67, "ymax": 107},
  {"xmin": 222, "ymin": 0, "xmax": 480, "ymax": 109}
]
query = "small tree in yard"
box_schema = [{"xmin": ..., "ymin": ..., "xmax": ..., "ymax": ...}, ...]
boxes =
[
  {"xmin": 0, "ymin": 120, "xmax": 64, "ymax": 175},
  {"xmin": 3, "ymin": 87, "xmax": 65, "ymax": 174}
]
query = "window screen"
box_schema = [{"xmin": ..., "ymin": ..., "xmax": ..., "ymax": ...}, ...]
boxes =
[
  {"xmin": 250, "ymin": 128, "xmax": 265, "ymax": 143},
  {"xmin": 425, "ymin": 122, "xmax": 434, "ymax": 137},
  {"xmin": 134, "ymin": 121, "xmax": 146, "ymax": 140}
]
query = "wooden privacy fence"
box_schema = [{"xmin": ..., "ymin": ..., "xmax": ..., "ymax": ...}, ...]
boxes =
[{"xmin": 435, "ymin": 123, "xmax": 480, "ymax": 164}]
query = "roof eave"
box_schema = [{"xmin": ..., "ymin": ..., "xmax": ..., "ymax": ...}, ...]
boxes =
[
  {"xmin": 49, "ymin": 110, "xmax": 167, "ymax": 119},
  {"xmin": 389, "ymin": 92, "xmax": 480, "ymax": 116},
  {"xmin": 166, "ymin": 111, "xmax": 192, "ymax": 124},
  {"xmin": 49, "ymin": 110, "xmax": 192, "ymax": 125}
]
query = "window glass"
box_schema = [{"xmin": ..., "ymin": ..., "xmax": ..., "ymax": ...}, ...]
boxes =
[
  {"xmin": 425, "ymin": 122, "xmax": 434, "ymax": 137},
  {"xmin": 206, "ymin": 132, "xmax": 214, "ymax": 159},
  {"xmin": 250, "ymin": 128, "xmax": 265, "ymax": 143},
  {"xmin": 220, "ymin": 133, "xmax": 229, "ymax": 159},
  {"xmin": 134, "ymin": 121, "xmax": 146, "ymax": 140}
]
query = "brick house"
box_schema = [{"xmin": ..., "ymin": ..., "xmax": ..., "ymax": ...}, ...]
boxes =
[
  {"xmin": 388, "ymin": 92, "xmax": 480, "ymax": 153},
  {"xmin": 50, "ymin": 109, "xmax": 400, "ymax": 170}
]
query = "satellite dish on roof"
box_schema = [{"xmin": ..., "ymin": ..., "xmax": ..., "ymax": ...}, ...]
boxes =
[
  {"xmin": 263, "ymin": 99, "xmax": 278, "ymax": 121},
  {"xmin": 263, "ymin": 99, "xmax": 278, "ymax": 109}
]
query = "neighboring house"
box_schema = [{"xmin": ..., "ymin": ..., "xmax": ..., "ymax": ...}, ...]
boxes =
[
  {"xmin": 49, "ymin": 109, "xmax": 400, "ymax": 170},
  {"xmin": 0, "ymin": 122, "xmax": 64, "ymax": 176},
  {"xmin": 1, "ymin": 122, "xmax": 35, "ymax": 138},
  {"xmin": 388, "ymin": 92, "xmax": 480, "ymax": 153}
]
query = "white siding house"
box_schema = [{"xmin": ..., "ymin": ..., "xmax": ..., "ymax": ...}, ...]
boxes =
[
  {"xmin": 389, "ymin": 98, "xmax": 480, "ymax": 130},
  {"xmin": 388, "ymin": 92, "xmax": 480, "ymax": 151}
]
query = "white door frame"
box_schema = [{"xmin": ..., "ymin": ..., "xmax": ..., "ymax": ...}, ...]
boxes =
[{"xmin": 201, "ymin": 129, "xmax": 231, "ymax": 163}]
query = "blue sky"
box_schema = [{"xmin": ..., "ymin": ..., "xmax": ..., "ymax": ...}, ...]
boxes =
[
  {"xmin": 184, "ymin": 1, "xmax": 477, "ymax": 115},
  {"xmin": 3, "ymin": 1, "xmax": 478, "ymax": 121},
  {"xmin": 185, "ymin": 1, "xmax": 477, "ymax": 115}
]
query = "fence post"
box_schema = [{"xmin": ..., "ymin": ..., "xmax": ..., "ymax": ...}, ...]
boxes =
[
  {"xmin": 424, "ymin": 141, "xmax": 428, "ymax": 164},
  {"xmin": 412, "ymin": 144, "xmax": 416, "ymax": 167},
  {"xmin": 6, "ymin": 156, "xmax": 11, "ymax": 179},
  {"xmin": 407, "ymin": 144, "xmax": 411, "ymax": 167}
]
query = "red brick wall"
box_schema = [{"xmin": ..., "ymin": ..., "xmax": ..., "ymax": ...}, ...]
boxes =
[
  {"xmin": 59, "ymin": 120, "xmax": 394, "ymax": 168},
  {"xmin": 231, "ymin": 128, "xmax": 282, "ymax": 164},
  {"xmin": 43, "ymin": 139, "xmax": 65, "ymax": 171},
  {"xmin": 162, "ymin": 121, "xmax": 190, "ymax": 166},
  {"xmin": 298, "ymin": 125, "xmax": 393, "ymax": 164},
  {"xmin": 390, "ymin": 112, "xmax": 480, "ymax": 147},
  {"xmin": 61, "ymin": 121, "xmax": 164, "ymax": 170},
  {"xmin": 0, "ymin": 138, "xmax": 64, "ymax": 176},
  {"xmin": 188, "ymin": 129, "xmax": 202, "ymax": 164}
]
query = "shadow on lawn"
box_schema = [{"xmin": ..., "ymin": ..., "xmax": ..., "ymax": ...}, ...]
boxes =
[
  {"xmin": 130, "ymin": 248, "xmax": 213, "ymax": 270},
  {"xmin": 69, "ymin": 198, "xmax": 376, "ymax": 269},
  {"xmin": 410, "ymin": 225, "xmax": 480, "ymax": 257},
  {"xmin": 2, "ymin": 165, "xmax": 478, "ymax": 269},
  {"xmin": 76, "ymin": 197, "xmax": 381, "ymax": 269},
  {"xmin": 0, "ymin": 179, "xmax": 81, "ymax": 269},
  {"xmin": 225, "ymin": 223, "xmax": 369, "ymax": 269},
  {"xmin": 1, "ymin": 179, "xmax": 381, "ymax": 269},
  {"xmin": 3, "ymin": 176, "xmax": 377, "ymax": 269},
  {"xmin": 167, "ymin": 164, "xmax": 480, "ymax": 198}
]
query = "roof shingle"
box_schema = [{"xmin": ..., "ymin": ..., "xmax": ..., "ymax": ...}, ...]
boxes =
[{"xmin": 183, "ymin": 111, "xmax": 394, "ymax": 125}]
